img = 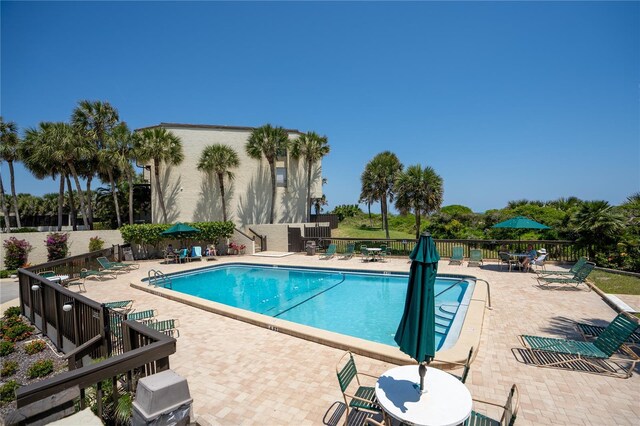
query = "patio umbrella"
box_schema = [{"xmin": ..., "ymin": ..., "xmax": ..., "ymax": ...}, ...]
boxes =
[
  {"xmin": 491, "ymin": 216, "xmax": 550, "ymax": 230},
  {"xmin": 161, "ymin": 222, "xmax": 201, "ymax": 247},
  {"xmin": 394, "ymin": 231, "xmax": 440, "ymax": 392}
]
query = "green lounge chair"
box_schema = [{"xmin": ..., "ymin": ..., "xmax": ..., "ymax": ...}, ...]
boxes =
[
  {"xmin": 104, "ymin": 300, "xmax": 134, "ymax": 313},
  {"xmin": 336, "ymin": 351, "xmax": 381, "ymax": 424},
  {"xmin": 449, "ymin": 246, "xmax": 464, "ymax": 265},
  {"xmin": 339, "ymin": 243, "xmax": 355, "ymax": 260},
  {"xmin": 104, "ymin": 256, "xmax": 140, "ymax": 270},
  {"xmin": 536, "ymin": 262, "xmax": 595, "ymax": 290},
  {"xmin": 537, "ymin": 257, "xmax": 587, "ymax": 277},
  {"xmin": 467, "ymin": 249, "xmax": 483, "ymax": 267},
  {"xmin": 148, "ymin": 319, "xmax": 180, "ymax": 338},
  {"xmin": 519, "ymin": 313, "xmax": 640, "ymax": 378},
  {"xmin": 465, "ymin": 384, "xmax": 519, "ymax": 426},
  {"xmin": 127, "ymin": 309, "xmax": 158, "ymax": 325},
  {"xmin": 97, "ymin": 256, "xmax": 130, "ymax": 272},
  {"xmin": 320, "ymin": 244, "xmax": 337, "ymax": 260},
  {"xmin": 80, "ymin": 268, "xmax": 116, "ymax": 281},
  {"xmin": 576, "ymin": 319, "xmax": 640, "ymax": 348}
]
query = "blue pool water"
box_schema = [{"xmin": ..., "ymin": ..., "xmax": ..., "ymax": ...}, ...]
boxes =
[{"xmin": 161, "ymin": 264, "xmax": 474, "ymax": 350}]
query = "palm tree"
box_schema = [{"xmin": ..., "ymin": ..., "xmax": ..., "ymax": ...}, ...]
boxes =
[
  {"xmin": 108, "ymin": 123, "xmax": 137, "ymax": 225},
  {"xmin": 0, "ymin": 175, "xmax": 10, "ymax": 231},
  {"xmin": 572, "ymin": 200, "xmax": 626, "ymax": 259},
  {"xmin": 135, "ymin": 128, "xmax": 184, "ymax": 223},
  {"xmin": 197, "ymin": 144, "xmax": 240, "ymax": 222},
  {"xmin": 395, "ymin": 165, "xmax": 444, "ymax": 239},
  {"xmin": 359, "ymin": 168, "xmax": 377, "ymax": 228},
  {"xmin": 0, "ymin": 117, "xmax": 22, "ymax": 227},
  {"xmin": 361, "ymin": 152, "xmax": 403, "ymax": 239},
  {"xmin": 72, "ymin": 100, "xmax": 120, "ymax": 228},
  {"xmin": 290, "ymin": 132, "xmax": 330, "ymax": 222},
  {"xmin": 245, "ymin": 124, "xmax": 290, "ymax": 224}
]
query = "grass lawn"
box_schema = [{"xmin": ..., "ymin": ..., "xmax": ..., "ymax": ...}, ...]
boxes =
[
  {"xmin": 590, "ymin": 270, "xmax": 640, "ymax": 295},
  {"xmin": 332, "ymin": 215, "xmax": 416, "ymax": 240}
]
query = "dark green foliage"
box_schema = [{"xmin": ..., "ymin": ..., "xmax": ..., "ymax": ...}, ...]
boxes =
[
  {"xmin": 0, "ymin": 341, "xmax": 15, "ymax": 356},
  {"xmin": 0, "ymin": 380, "xmax": 19, "ymax": 403},
  {"xmin": 12, "ymin": 227, "xmax": 38, "ymax": 233},
  {"xmin": 45, "ymin": 232, "xmax": 69, "ymax": 261},
  {"xmin": 27, "ymin": 359, "xmax": 54, "ymax": 378},
  {"xmin": 1, "ymin": 360, "xmax": 18, "ymax": 377},
  {"xmin": 0, "ymin": 270, "xmax": 9, "ymax": 278},
  {"xmin": 89, "ymin": 236, "xmax": 105, "ymax": 252},
  {"xmin": 3, "ymin": 306, "xmax": 21, "ymax": 318},
  {"xmin": 331, "ymin": 204, "xmax": 362, "ymax": 221},
  {"xmin": 120, "ymin": 221, "xmax": 235, "ymax": 247},
  {"xmin": 1, "ymin": 316, "xmax": 35, "ymax": 342},
  {"xmin": 24, "ymin": 339, "xmax": 47, "ymax": 355},
  {"xmin": 3, "ymin": 237, "xmax": 33, "ymax": 270}
]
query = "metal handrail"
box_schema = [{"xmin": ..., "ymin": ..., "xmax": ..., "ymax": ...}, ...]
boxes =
[{"xmin": 148, "ymin": 269, "xmax": 172, "ymax": 289}]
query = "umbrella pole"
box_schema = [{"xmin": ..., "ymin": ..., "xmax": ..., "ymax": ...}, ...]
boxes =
[{"xmin": 419, "ymin": 362, "xmax": 427, "ymax": 392}]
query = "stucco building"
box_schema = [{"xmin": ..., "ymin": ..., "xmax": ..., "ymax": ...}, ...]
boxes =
[{"xmin": 137, "ymin": 123, "xmax": 324, "ymax": 226}]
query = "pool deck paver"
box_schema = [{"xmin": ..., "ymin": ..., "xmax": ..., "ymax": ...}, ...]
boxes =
[{"xmin": 75, "ymin": 254, "xmax": 639, "ymax": 425}]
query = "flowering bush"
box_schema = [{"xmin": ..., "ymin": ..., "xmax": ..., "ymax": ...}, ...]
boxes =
[
  {"xmin": 228, "ymin": 242, "xmax": 246, "ymax": 254},
  {"xmin": 45, "ymin": 232, "xmax": 69, "ymax": 261},
  {"xmin": 3, "ymin": 237, "xmax": 33, "ymax": 270},
  {"xmin": 89, "ymin": 236, "xmax": 105, "ymax": 252}
]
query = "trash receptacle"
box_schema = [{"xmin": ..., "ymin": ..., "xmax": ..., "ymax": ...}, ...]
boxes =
[
  {"xmin": 132, "ymin": 370, "xmax": 192, "ymax": 426},
  {"xmin": 305, "ymin": 241, "xmax": 316, "ymax": 256}
]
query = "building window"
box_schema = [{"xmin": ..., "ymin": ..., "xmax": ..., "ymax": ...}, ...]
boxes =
[{"xmin": 276, "ymin": 167, "xmax": 287, "ymax": 187}]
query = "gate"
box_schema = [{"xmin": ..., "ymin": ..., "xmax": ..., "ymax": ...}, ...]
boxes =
[{"xmin": 288, "ymin": 226, "xmax": 304, "ymax": 252}]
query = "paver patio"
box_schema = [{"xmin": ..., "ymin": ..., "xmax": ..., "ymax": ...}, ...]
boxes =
[{"xmin": 74, "ymin": 254, "xmax": 639, "ymax": 425}]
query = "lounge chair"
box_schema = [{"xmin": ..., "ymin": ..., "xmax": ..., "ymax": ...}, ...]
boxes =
[
  {"xmin": 536, "ymin": 262, "xmax": 595, "ymax": 290},
  {"xmin": 37, "ymin": 270, "xmax": 57, "ymax": 278},
  {"xmin": 127, "ymin": 309, "xmax": 158, "ymax": 325},
  {"xmin": 336, "ymin": 351, "xmax": 381, "ymax": 424},
  {"xmin": 189, "ymin": 246, "xmax": 202, "ymax": 261},
  {"xmin": 467, "ymin": 249, "xmax": 483, "ymax": 267},
  {"xmin": 498, "ymin": 252, "xmax": 519, "ymax": 272},
  {"xmin": 519, "ymin": 313, "xmax": 640, "ymax": 378},
  {"xmin": 339, "ymin": 243, "xmax": 355, "ymax": 260},
  {"xmin": 80, "ymin": 268, "xmax": 116, "ymax": 282},
  {"xmin": 148, "ymin": 319, "xmax": 180, "ymax": 338},
  {"xmin": 104, "ymin": 300, "xmax": 134, "ymax": 313},
  {"xmin": 465, "ymin": 384, "xmax": 520, "ymax": 426},
  {"xmin": 320, "ymin": 244, "xmax": 337, "ymax": 260},
  {"xmin": 576, "ymin": 318, "xmax": 640, "ymax": 348},
  {"xmin": 449, "ymin": 246, "xmax": 464, "ymax": 265},
  {"xmin": 537, "ymin": 257, "xmax": 587, "ymax": 277},
  {"xmin": 97, "ymin": 256, "xmax": 130, "ymax": 273}
]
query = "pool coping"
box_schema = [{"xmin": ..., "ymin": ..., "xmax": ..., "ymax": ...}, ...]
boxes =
[{"xmin": 131, "ymin": 263, "xmax": 489, "ymax": 367}]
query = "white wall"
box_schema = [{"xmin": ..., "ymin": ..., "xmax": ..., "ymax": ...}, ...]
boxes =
[{"xmin": 0, "ymin": 230, "xmax": 124, "ymax": 268}]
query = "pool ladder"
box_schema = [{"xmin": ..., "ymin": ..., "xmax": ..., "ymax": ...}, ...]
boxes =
[{"xmin": 148, "ymin": 269, "xmax": 172, "ymax": 290}]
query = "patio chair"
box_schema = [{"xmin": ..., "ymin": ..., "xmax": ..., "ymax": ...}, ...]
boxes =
[
  {"xmin": 467, "ymin": 249, "xmax": 483, "ymax": 267},
  {"xmin": 576, "ymin": 317, "xmax": 640, "ymax": 348},
  {"xmin": 37, "ymin": 270, "xmax": 57, "ymax": 278},
  {"xmin": 449, "ymin": 246, "xmax": 464, "ymax": 265},
  {"xmin": 177, "ymin": 248, "xmax": 189, "ymax": 263},
  {"xmin": 97, "ymin": 256, "xmax": 130, "ymax": 273},
  {"xmin": 537, "ymin": 257, "xmax": 588, "ymax": 277},
  {"xmin": 127, "ymin": 309, "xmax": 158, "ymax": 325},
  {"xmin": 189, "ymin": 246, "xmax": 202, "ymax": 261},
  {"xmin": 148, "ymin": 319, "xmax": 180, "ymax": 338},
  {"xmin": 360, "ymin": 245, "xmax": 370, "ymax": 262},
  {"xmin": 104, "ymin": 300, "xmax": 134, "ymax": 313},
  {"xmin": 464, "ymin": 384, "xmax": 520, "ymax": 426},
  {"xmin": 60, "ymin": 275, "xmax": 87, "ymax": 293},
  {"xmin": 519, "ymin": 313, "xmax": 640, "ymax": 378},
  {"xmin": 339, "ymin": 243, "xmax": 355, "ymax": 260},
  {"xmin": 336, "ymin": 351, "xmax": 381, "ymax": 425},
  {"xmin": 378, "ymin": 245, "xmax": 388, "ymax": 262},
  {"xmin": 526, "ymin": 254, "xmax": 547, "ymax": 272},
  {"xmin": 79, "ymin": 268, "xmax": 116, "ymax": 282},
  {"xmin": 164, "ymin": 249, "xmax": 177, "ymax": 264},
  {"xmin": 320, "ymin": 244, "xmax": 337, "ymax": 260},
  {"xmin": 498, "ymin": 252, "xmax": 519, "ymax": 272},
  {"xmin": 536, "ymin": 262, "xmax": 595, "ymax": 290}
]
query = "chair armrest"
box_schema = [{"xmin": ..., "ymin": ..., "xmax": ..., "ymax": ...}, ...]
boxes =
[
  {"xmin": 358, "ymin": 372, "xmax": 381, "ymax": 380},
  {"xmin": 343, "ymin": 392, "xmax": 377, "ymax": 405},
  {"xmin": 472, "ymin": 398, "xmax": 506, "ymax": 409}
]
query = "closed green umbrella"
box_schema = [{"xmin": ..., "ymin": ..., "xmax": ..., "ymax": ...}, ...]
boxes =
[{"xmin": 395, "ymin": 231, "xmax": 440, "ymax": 392}]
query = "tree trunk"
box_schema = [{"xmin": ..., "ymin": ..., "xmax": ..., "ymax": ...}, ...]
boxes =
[
  {"xmin": 368, "ymin": 201, "xmax": 372, "ymax": 228},
  {"xmin": 127, "ymin": 170, "xmax": 134, "ymax": 225},
  {"xmin": 66, "ymin": 174, "xmax": 77, "ymax": 231},
  {"xmin": 306, "ymin": 160, "xmax": 312, "ymax": 223},
  {"xmin": 217, "ymin": 172, "xmax": 227, "ymax": 222},
  {"xmin": 382, "ymin": 194, "xmax": 390, "ymax": 240},
  {"xmin": 8, "ymin": 161, "xmax": 21, "ymax": 228},
  {"xmin": 67, "ymin": 162, "xmax": 90, "ymax": 229},
  {"xmin": 108, "ymin": 169, "xmax": 122, "ymax": 228},
  {"xmin": 269, "ymin": 160, "xmax": 276, "ymax": 224},
  {"xmin": 57, "ymin": 174, "xmax": 65, "ymax": 231},
  {"xmin": 154, "ymin": 159, "xmax": 168, "ymax": 223},
  {"xmin": 0, "ymin": 174, "xmax": 11, "ymax": 231},
  {"xmin": 85, "ymin": 175, "xmax": 94, "ymax": 229},
  {"xmin": 415, "ymin": 205, "xmax": 421, "ymax": 240}
]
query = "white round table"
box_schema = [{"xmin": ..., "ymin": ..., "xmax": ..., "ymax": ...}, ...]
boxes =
[{"xmin": 375, "ymin": 365, "xmax": 472, "ymax": 426}]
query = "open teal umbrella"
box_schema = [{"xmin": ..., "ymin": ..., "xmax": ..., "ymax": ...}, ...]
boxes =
[
  {"xmin": 394, "ymin": 231, "xmax": 440, "ymax": 392},
  {"xmin": 161, "ymin": 222, "xmax": 201, "ymax": 247},
  {"xmin": 492, "ymin": 216, "xmax": 550, "ymax": 230}
]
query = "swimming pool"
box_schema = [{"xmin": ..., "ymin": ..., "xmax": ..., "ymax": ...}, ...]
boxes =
[{"xmin": 153, "ymin": 264, "xmax": 475, "ymax": 350}]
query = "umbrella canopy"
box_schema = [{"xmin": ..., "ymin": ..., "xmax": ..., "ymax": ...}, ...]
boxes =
[
  {"xmin": 492, "ymin": 216, "xmax": 550, "ymax": 230},
  {"xmin": 161, "ymin": 222, "xmax": 201, "ymax": 236},
  {"xmin": 395, "ymin": 231, "xmax": 440, "ymax": 392}
]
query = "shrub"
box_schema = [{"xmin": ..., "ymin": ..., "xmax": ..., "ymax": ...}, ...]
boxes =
[
  {"xmin": 0, "ymin": 270, "xmax": 9, "ymax": 278},
  {"xmin": 3, "ymin": 237, "xmax": 33, "ymax": 270},
  {"xmin": 45, "ymin": 232, "xmax": 69, "ymax": 261},
  {"xmin": 27, "ymin": 359, "xmax": 54, "ymax": 378},
  {"xmin": 0, "ymin": 380, "xmax": 19, "ymax": 403},
  {"xmin": 24, "ymin": 339, "xmax": 47, "ymax": 355},
  {"xmin": 0, "ymin": 341, "xmax": 15, "ymax": 356},
  {"xmin": 1, "ymin": 317, "xmax": 34, "ymax": 342},
  {"xmin": 1, "ymin": 360, "xmax": 18, "ymax": 377},
  {"xmin": 3, "ymin": 306, "xmax": 21, "ymax": 318},
  {"xmin": 13, "ymin": 227, "xmax": 38, "ymax": 233},
  {"xmin": 89, "ymin": 236, "xmax": 105, "ymax": 252}
]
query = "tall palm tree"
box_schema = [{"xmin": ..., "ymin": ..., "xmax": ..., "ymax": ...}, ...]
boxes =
[
  {"xmin": 245, "ymin": 124, "xmax": 290, "ymax": 224},
  {"xmin": 572, "ymin": 200, "xmax": 626, "ymax": 259},
  {"xmin": 359, "ymin": 168, "xmax": 377, "ymax": 228},
  {"xmin": 135, "ymin": 127, "xmax": 184, "ymax": 223},
  {"xmin": 72, "ymin": 100, "xmax": 120, "ymax": 228},
  {"xmin": 361, "ymin": 151, "xmax": 403, "ymax": 239},
  {"xmin": 0, "ymin": 175, "xmax": 10, "ymax": 231},
  {"xmin": 25, "ymin": 122, "xmax": 94, "ymax": 228},
  {"xmin": 291, "ymin": 131, "xmax": 330, "ymax": 222},
  {"xmin": 197, "ymin": 144, "xmax": 240, "ymax": 222},
  {"xmin": 108, "ymin": 123, "xmax": 137, "ymax": 225},
  {"xmin": 0, "ymin": 117, "xmax": 22, "ymax": 227},
  {"xmin": 395, "ymin": 165, "xmax": 444, "ymax": 239}
]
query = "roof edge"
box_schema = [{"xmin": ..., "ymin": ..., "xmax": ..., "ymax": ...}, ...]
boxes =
[{"xmin": 135, "ymin": 122, "xmax": 304, "ymax": 135}]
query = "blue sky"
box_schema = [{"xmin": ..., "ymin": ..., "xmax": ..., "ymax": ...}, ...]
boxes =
[{"xmin": 2, "ymin": 1, "xmax": 639, "ymax": 213}]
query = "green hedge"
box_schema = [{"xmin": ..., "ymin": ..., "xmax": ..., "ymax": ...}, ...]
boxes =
[{"xmin": 119, "ymin": 221, "xmax": 235, "ymax": 246}]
